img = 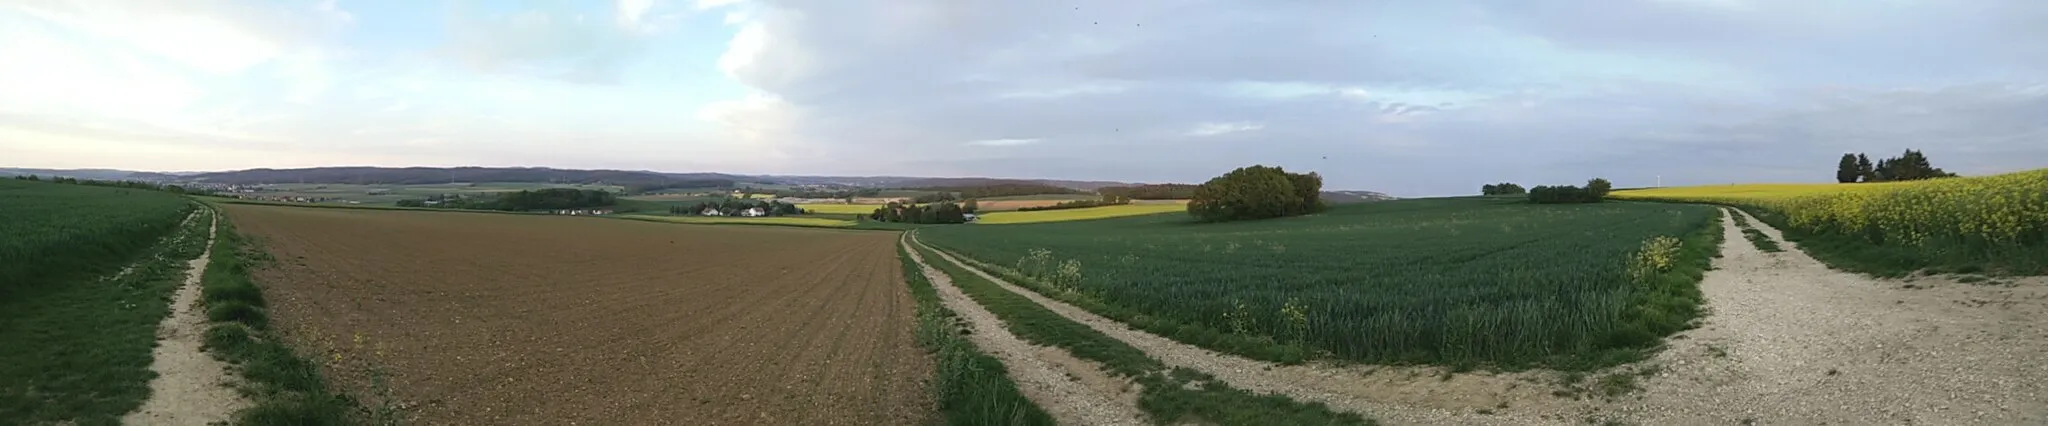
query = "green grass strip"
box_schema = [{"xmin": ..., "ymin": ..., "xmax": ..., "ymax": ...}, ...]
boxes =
[
  {"xmin": 895, "ymin": 242, "xmax": 1056, "ymax": 425},
  {"xmin": 1727, "ymin": 210, "xmax": 1785, "ymax": 253},
  {"xmin": 0, "ymin": 203, "xmax": 204, "ymax": 425},
  {"xmin": 910, "ymin": 240, "xmax": 1374, "ymax": 425},
  {"xmin": 195, "ymin": 207, "xmax": 358, "ymax": 425}
]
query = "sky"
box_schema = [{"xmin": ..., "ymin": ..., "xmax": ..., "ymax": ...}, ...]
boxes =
[{"xmin": 3, "ymin": 0, "xmax": 2045, "ymax": 196}]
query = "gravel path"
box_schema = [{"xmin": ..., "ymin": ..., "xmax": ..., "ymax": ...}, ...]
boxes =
[
  {"xmin": 124, "ymin": 208, "xmax": 249, "ymax": 425},
  {"xmin": 915, "ymin": 209, "xmax": 2048, "ymax": 425},
  {"xmin": 898, "ymin": 235, "xmax": 1147, "ymax": 425},
  {"xmin": 1601, "ymin": 208, "xmax": 2048, "ymax": 424}
]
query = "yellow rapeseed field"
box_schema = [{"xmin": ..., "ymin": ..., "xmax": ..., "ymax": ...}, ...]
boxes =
[
  {"xmin": 797, "ymin": 204, "xmax": 887, "ymax": 215},
  {"xmin": 1611, "ymin": 168, "xmax": 2048, "ymax": 249}
]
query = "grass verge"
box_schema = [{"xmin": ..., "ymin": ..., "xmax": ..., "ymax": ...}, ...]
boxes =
[
  {"xmin": 909, "ymin": 239, "xmax": 1374, "ymax": 425},
  {"xmin": 1727, "ymin": 212, "xmax": 1784, "ymax": 253},
  {"xmin": 195, "ymin": 209, "xmax": 358, "ymax": 425},
  {"xmin": 895, "ymin": 242, "xmax": 1056, "ymax": 425},
  {"xmin": 0, "ymin": 205, "xmax": 204, "ymax": 425}
]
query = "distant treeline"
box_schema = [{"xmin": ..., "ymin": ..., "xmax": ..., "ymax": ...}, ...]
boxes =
[
  {"xmin": 869, "ymin": 201, "xmax": 970, "ymax": 224},
  {"xmin": 1480, "ymin": 183, "xmax": 1527, "ymax": 195},
  {"xmin": 186, "ymin": 166, "xmax": 736, "ymax": 191},
  {"xmin": 1015, "ymin": 197, "xmax": 1131, "ymax": 212},
  {"xmin": 1836, "ymin": 149, "xmax": 1956, "ymax": 183},
  {"xmin": 910, "ymin": 183, "xmax": 1089, "ymax": 199},
  {"xmin": 672, "ymin": 198, "xmax": 803, "ymax": 216},
  {"xmin": 397, "ymin": 188, "xmax": 617, "ymax": 211},
  {"xmin": 1527, "ymin": 178, "xmax": 1611, "ymax": 204},
  {"xmin": 11, "ymin": 174, "xmax": 202, "ymax": 195},
  {"xmin": 623, "ymin": 180, "xmax": 740, "ymax": 194},
  {"xmin": 1097, "ymin": 183, "xmax": 1198, "ymax": 200},
  {"xmin": 764, "ymin": 188, "xmax": 884, "ymax": 199}
]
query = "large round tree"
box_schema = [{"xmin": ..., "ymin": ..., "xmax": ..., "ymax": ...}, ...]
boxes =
[{"xmin": 1187, "ymin": 165, "xmax": 1323, "ymax": 222}]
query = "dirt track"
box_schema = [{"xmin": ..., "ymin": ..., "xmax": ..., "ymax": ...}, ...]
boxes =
[{"xmin": 222, "ymin": 205, "xmax": 932, "ymax": 425}]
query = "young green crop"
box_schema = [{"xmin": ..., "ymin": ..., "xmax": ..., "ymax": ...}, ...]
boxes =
[
  {"xmin": 918, "ymin": 197, "xmax": 1721, "ymax": 370},
  {"xmin": 0, "ymin": 180, "xmax": 198, "ymax": 423}
]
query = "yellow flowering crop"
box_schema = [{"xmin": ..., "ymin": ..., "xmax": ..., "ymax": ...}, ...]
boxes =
[{"xmin": 1611, "ymin": 168, "xmax": 2048, "ymax": 250}]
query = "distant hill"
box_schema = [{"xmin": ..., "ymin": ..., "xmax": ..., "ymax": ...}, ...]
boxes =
[
  {"xmin": 7, "ymin": 166, "xmax": 1391, "ymax": 198},
  {"xmin": 764, "ymin": 175, "xmax": 1135, "ymax": 191},
  {"xmin": 1320, "ymin": 190, "xmax": 1398, "ymax": 204},
  {"xmin": 0, "ymin": 168, "xmax": 169, "ymax": 181},
  {"xmin": 185, "ymin": 167, "xmax": 743, "ymax": 190}
]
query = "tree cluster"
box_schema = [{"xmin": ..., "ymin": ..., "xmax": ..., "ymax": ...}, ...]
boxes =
[
  {"xmin": 1836, "ymin": 150, "xmax": 1956, "ymax": 183},
  {"xmin": 868, "ymin": 201, "xmax": 970, "ymax": 224},
  {"xmin": 1186, "ymin": 165, "xmax": 1325, "ymax": 223},
  {"xmin": 1527, "ymin": 178, "xmax": 1611, "ymax": 204},
  {"xmin": 1480, "ymin": 182, "xmax": 1527, "ymax": 195},
  {"xmin": 1097, "ymin": 183, "xmax": 1199, "ymax": 200},
  {"xmin": 911, "ymin": 192, "xmax": 960, "ymax": 203},
  {"xmin": 671, "ymin": 198, "xmax": 803, "ymax": 216}
]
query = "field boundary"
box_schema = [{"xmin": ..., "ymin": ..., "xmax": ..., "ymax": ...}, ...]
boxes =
[
  {"xmin": 125, "ymin": 208, "xmax": 250, "ymax": 424},
  {"xmin": 906, "ymin": 233, "xmax": 1376, "ymax": 425},
  {"xmin": 894, "ymin": 239, "xmax": 1055, "ymax": 425},
  {"xmin": 193, "ymin": 202, "xmax": 359, "ymax": 424}
]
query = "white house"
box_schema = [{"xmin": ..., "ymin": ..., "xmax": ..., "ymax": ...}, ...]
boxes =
[
  {"xmin": 740, "ymin": 207, "xmax": 767, "ymax": 217},
  {"xmin": 701, "ymin": 208, "xmax": 725, "ymax": 216}
]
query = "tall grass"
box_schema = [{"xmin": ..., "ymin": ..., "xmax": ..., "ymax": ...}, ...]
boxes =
[
  {"xmin": 895, "ymin": 242, "xmax": 1054, "ymax": 425},
  {"xmin": 919, "ymin": 197, "xmax": 1722, "ymax": 370},
  {"xmin": 1613, "ymin": 168, "xmax": 2048, "ymax": 276}
]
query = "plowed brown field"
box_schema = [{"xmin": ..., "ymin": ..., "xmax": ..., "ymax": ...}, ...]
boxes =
[{"xmin": 221, "ymin": 205, "xmax": 932, "ymax": 425}]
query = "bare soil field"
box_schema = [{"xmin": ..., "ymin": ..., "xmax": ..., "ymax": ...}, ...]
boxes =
[{"xmin": 221, "ymin": 204, "xmax": 932, "ymax": 425}]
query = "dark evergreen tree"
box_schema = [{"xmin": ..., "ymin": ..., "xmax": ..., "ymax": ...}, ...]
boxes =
[
  {"xmin": 1855, "ymin": 153, "xmax": 1875, "ymax": 182},
  {"xmin": 1836, "ymin": 153, "xmax": 1860, "ymax": 183}
]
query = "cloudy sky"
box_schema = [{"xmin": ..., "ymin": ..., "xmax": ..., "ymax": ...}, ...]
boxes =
[{"xmin": 4, "ymin": 0, "xmax": 2045, "ymax": 196}]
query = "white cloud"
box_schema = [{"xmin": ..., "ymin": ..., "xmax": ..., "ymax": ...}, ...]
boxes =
[
  {"xmin": 315, "ymin": 0, "xmax": 353, "ymax": 25},
  {"xmin": 965, "ymin": 138, "xmax": 1041, "ymax": 147},
  {"xmin": 696, "ymin": 0, "xmax": 745, "ymax": 10},
  {"xmin": 996, "ymin": 84, "xmax": 1126, "ymax": 99},
  {"xmin": 616, "ymin": 0, "xmax": 656, "ymax": 31},
  {"xmin": 1186, "ymin": 122, "xmax": 1265, "ymax": 137},
  {"xmin": 718, "ymin": 21, "xmax": 766, "ymax": 79}
]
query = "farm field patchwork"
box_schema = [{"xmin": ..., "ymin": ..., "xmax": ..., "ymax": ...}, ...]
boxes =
[
  {"xmin": 0, "ymin": 180, "xmax": 203, "ymax": 424},
  {"xmin": 220, "ymin": 205, "xmax": 934, "ymax": 424},
  {"xmin": 617, "ymin": 213, "xmax": 859, "ymax": 228},
  {"xmin": 1612, "ymin": 168, "xmax": 2048, "ymax": 276},
  {"xmin": 246, "ymin": 182, "xmax": 625, "ymax": 206},
  {"xmin": 972, "ymin": 203, "xmax": 1188, "ymax": 224},
  {"xmin": 918, "ymin": 197, "xmax": 1721, "ymax": 369}
]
